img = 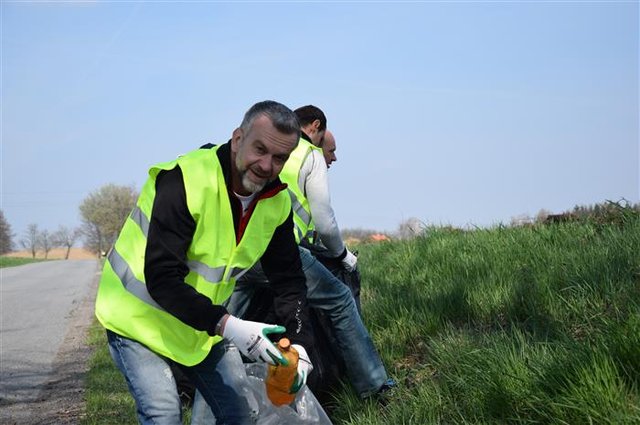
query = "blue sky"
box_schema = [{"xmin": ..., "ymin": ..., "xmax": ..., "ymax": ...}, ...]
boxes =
[{"xmin": 2, "ymin": 1, "xmax": 638, "ymax": 241}]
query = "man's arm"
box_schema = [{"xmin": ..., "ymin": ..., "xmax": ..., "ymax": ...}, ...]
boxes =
[
  {"xmin": 144, "ymin": 166, "xmax": 228, "ymax": 336},
  {"xmin": 260, "ymin": 211, "xmax": 314, "ymax": 349},
  {"xmin": 301, "ymin": 150, "xmax": 346, "ymax": 257}
]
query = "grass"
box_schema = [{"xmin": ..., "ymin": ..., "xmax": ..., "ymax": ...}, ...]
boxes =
[
  {"xmin": 83, "ymin": 322, "xmax": 138, "ymax": 424},
  {"xmin": 84, "ymin": 213, "xmax": 640, "ymax": 424},
  {"xmin": 329, "ymin": 216, "xmax": 640, "ymax": 424},
  {"xmin": 83, "ymin": 321, "xmax": 192, "ymax": 424},
  {"xmin": 0, "ymin": 256, "xmax": 47, "ymax": 268}
]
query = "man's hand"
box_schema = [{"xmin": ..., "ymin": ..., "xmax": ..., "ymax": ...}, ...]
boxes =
[
  {"xmin": 290, "ymin": 344, "xmax": 313, "ymax": 393},
  {"xmin": 220, "ymin": 315, "xmax": 287, "ymax": 365},
  {"xmin": 341, "ymin": 248, "xmax": 358, "ymax": 272}
]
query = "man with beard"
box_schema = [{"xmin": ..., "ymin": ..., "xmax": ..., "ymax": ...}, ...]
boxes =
[{"xmin": 95, "ymin": 101, "xmax": 314, "ymax": 425}]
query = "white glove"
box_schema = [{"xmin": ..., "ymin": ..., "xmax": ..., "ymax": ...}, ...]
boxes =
[
  {"xmin": 221, "ymin": 315, "xmax": 286, "ymax": 365},
  {"xmin": 341, "ymin": 248, "xmax": 358, "ymax": 272},
  {"xmin": 290, "ymin": 344, "xmax": 313, "ymax": 393}
]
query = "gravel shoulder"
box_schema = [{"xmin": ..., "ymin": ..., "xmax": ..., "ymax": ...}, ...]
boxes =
[{"xmin": 1, "ymin": 264, "xmax": 99, "ymax": 425}]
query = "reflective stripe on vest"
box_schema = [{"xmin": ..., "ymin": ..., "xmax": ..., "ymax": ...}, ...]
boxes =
[
  {"xmin": 288, "ymin": 190, "xmax": 312, "ymax": 243},
  {"xmin": 95, "ymin": 145, "xmax": 291, "ymax": 366},
  {"xmin": 130, "ymin": 206, "xmax": 149, "ymax": 238},
  {"xmin": 108, "ymin": 247, "xmax": 163, "ymax": 310},
  {"xmin": 128, "ymin": 206, "xmax": 241, "ymax": 286},
  {"xmin": 107, "ymin": 246, "xmax": 240, "ymax": 310},
  {"xmin": 279, "ymin": 138, "xmax": 321, "ymax": 243}
]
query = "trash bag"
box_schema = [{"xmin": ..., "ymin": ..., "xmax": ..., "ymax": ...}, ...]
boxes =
[
  {"xmin": 191, "ymin": 346, "xmax": 332, "ymax": 425},
  {"xmin": 245, "ymin": 363, "xmax": 333, "ymax": 425},
  {"xmin": 170, "ymin": 361, "xmax": 196, "ymax": 408}
]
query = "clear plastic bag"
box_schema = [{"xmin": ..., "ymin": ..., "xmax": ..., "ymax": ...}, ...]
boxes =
[
  {"xmin": 245, "ymin": 363, "xmax": 332, "ymax": 425},
  {"xmin": 190, "ymin": 345, "xmax": 332, "ymax": 425}
]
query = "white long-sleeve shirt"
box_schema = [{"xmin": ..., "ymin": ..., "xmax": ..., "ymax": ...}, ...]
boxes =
[{"xmin": 297, "ymin": 148, "xmax": 345, "ymax": 257}]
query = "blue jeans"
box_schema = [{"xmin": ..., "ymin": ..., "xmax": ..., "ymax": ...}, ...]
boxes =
[
  {"xmin": 226, "ymin": 247, "xmax": 388, "ymax": 398},
  {"xmin": 107, "ymin": 330, "xmax": 254, "ymax": 425}
]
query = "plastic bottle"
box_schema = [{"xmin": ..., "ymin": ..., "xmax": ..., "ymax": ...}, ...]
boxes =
[{"xmin": 265, "ymin": 338, "xmax": 299, "ymax": 406}]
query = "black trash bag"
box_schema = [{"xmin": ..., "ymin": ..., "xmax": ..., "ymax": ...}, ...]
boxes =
[{"xmin": 170, "ymin": 361, "xmax": 196, "ymax": 409}]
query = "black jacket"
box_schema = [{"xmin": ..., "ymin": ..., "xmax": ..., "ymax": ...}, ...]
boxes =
[{"xmin": 143, "ymin": 141, "xmax": 313, "ymax": 349}]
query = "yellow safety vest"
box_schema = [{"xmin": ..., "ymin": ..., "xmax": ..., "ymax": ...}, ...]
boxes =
[
  {"xmin": 95, "ymin": 146, "xmax": 291, "ymax": 366},
  {"xmin": 279, "ymin": 138, "xmax": 322, "ymax": 243}
]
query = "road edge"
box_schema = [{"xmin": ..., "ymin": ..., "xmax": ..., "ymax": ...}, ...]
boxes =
[{"xmin": 34, "ymin": 259, "xmax": 101, "ymax": 424}]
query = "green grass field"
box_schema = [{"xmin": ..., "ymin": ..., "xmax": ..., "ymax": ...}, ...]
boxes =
[
  {"xmin": 0, "ymin": 256, "xmax": 46, "ymax": 268},
  {"xmin": 83, "ymin": 322, "xmax": 138, "ymax": 424},
  {"xmin": 84, "ymin": 213, "xmax": 640, "ymax": 424}
]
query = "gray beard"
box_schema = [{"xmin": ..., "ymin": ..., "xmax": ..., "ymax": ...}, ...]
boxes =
[
  {"xmin": 235, "ymin": 147, "xmax": 268, "ymax": 193},
  {"xmin": 241, "ymin": 171, "xmax": 266, "ymax": 194}
]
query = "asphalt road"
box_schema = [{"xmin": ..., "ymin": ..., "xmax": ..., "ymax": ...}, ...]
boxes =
[{"xmin": 0, "ymin": 259, "xmax": 99, "ymax": 413}]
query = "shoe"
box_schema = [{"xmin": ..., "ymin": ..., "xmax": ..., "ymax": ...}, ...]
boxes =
[
  {"xmin": 376, "ymin": 378, "xmax": 397, "ymax": 396},
  {"xmin": 362, "ymin": 378, "xmax": 397, "ymax": 404}
]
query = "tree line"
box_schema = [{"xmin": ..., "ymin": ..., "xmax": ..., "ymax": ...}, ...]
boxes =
[
  {"xmin": 0, "ymin": 184, "xmax": 138, "ymax": 258},
  {"xmin": 1, "ymin": 184, "xmax": 636, "ymax": 258}
]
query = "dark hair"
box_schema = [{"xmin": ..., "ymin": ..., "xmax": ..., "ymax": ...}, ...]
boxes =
[
  {"xmin": 294, "ymin": 105, "xmax": 327, "ymax": 132},
  {"xmin": 240, "ymin": 101, "xmax": 300, "ymax": 137}
]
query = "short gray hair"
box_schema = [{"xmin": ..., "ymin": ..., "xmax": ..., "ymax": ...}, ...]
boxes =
[{"xmin": 240, "ymin": 101, "xmax": 300, "ymax": 137}]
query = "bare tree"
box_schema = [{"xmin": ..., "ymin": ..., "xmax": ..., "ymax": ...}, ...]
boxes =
[
  {"xmin": 0, "ymin": 210, "xmax": 14, "ymax": 254},
  {"xmin": 79, "ymin": 183, "xmax": 138, "ymax": 255},
  {"xmin": 39, "ymin": 229, "xmax": 54, "ymax": 259},
  {"xmin": 20, "ymin": 223, "xmax": 40, "ymax": 258},
  {"xmin": 53, "ymin": 225, "xmax": 82, "ymax": 260},
  {"xmin": 83, "ymin": 222, "xmax": 104, "ymax": 257}
]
